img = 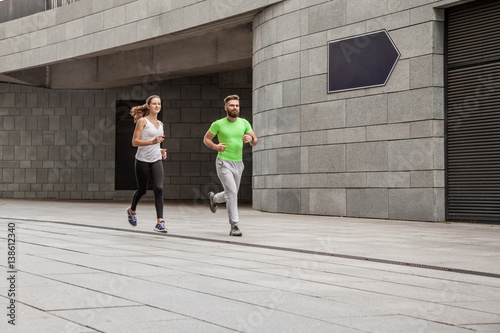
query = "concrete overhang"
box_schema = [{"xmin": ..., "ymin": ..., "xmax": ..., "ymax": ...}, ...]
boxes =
[
  {"xmin": 49, "ymin": 15, "xmax": 254, "ymax": 89},
  {"xmin": 0, "ymin": 0, "xmax": 283, "ymax": 89}
]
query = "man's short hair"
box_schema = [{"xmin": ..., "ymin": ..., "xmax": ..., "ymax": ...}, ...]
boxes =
[{"xmin": 224, "ymin": 95, "xmax": 240, "ymax": 105}]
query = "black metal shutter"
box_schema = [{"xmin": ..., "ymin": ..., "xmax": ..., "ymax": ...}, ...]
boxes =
[{"xmin": 446, "ymin": 0, "xmax": 500, "ymax": 222}]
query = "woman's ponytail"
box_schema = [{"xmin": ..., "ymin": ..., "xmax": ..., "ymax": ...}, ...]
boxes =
[
  {"xmin": 130, "ymin": 104, "xmax": 148, "ymax": 123},
  {"xmin": 129, "ymin": 95, "xmax": 160, "ymax": 123}
]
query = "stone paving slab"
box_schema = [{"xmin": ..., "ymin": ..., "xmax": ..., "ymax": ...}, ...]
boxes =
[{"xmin": 1, "ymin": 198, "xmax": 500, "ymax": 332}]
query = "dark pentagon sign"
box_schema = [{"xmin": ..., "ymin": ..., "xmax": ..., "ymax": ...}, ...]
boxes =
[{"xmin": 328, "ymin": 30, "xmax": 400, "ymax": 93}]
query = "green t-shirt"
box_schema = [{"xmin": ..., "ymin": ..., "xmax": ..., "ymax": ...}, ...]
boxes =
[{"xmin": 209, "ymin": 117, "xmax": 253, "ymax": 162}]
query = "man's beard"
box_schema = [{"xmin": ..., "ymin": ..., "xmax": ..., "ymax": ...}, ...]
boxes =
[{"xmin": 228, "ymin": 110, "xmax": 239, "ymax": 118}]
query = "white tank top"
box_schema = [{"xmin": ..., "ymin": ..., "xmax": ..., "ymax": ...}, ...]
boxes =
[{"xmin": 135, "ymin": 118, "xmax": 164, "ymax": 163}]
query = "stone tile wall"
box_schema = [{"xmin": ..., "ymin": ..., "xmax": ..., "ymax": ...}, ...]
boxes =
[
  {"xmin": 252, "ymin": 0, "xmax": 448, "ymax": 221},
  {"xmin": 0, "ymin": 82, "xmax": 116, "ymax": 200},
  {"xmin": 153, "ymin": 75, "xmax": 253, "ymax": 203},
  {"xmin": 0, "ymin": 73, "xmax": 252, "ymax": 201}
]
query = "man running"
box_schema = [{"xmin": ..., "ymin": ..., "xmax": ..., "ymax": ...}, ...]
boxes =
[{"xmin": 203, "ymin": 95, "xmax": 258, "ymax": 236}]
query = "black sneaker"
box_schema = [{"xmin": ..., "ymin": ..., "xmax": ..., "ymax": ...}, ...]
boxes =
[
  {"xmin": 208, "ymin": 191, "xmax": 218, "ymax": 213},
  {"xmin": 230, "ymin": 225, "xmax": 242, "ymax": 237}
]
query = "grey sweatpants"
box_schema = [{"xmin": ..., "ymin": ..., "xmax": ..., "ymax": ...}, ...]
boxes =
[{"xmin": 214, "ymin": 158, "xmax": 244, "ymax": 226}]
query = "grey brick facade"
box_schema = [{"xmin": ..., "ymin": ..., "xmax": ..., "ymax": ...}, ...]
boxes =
[
  {"xmin": 0, "ymin": 0, "xmax": 483, "ymax": 222},
  {"xmin": 252, "ymin": 0, "xmax": 451, "ymax": 221},
  {"xmin": 0, "ymin": 75, "xmax": 252, "ymax": 202}
]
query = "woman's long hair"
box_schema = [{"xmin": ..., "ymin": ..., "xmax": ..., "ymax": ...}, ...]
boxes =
[{"xmin": 130, "ymin": 95, "xmax": 160, "ymax": 123}]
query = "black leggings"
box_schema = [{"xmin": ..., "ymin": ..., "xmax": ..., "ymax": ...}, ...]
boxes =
[{"xmin": 131, "ymin": 159, "xmax": 164, "ymax": 219}]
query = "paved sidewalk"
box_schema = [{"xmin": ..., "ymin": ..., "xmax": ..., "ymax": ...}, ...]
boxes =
[{"xmin": 1, "ymin": 198, "xmax": 500, "ymax": 332}]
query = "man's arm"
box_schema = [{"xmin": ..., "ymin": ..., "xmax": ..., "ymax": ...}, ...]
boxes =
[{"xmin": 204, "ymin": 130, "xmax": 226, "ymax": 152}]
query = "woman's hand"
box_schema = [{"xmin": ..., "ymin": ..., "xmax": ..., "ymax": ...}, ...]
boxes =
[
  {"xmin": 161, "ymin": 149, "xmax": 167, "ymax": 160},
  {"xmin": 153, "ymin": 135, "xmax": 165, "ymax": 144}
]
